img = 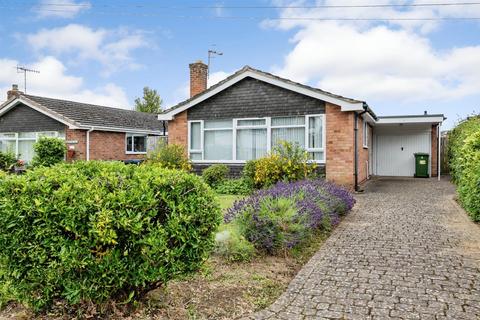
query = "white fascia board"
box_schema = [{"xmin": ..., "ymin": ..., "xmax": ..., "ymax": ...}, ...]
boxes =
[
  {"xmin": 376, "ymin": 116, "xmax": 444, "ymax": 124},
  {"xmin": 0, "ymin": 97, "xmax": 81, "ymax": 129},
  {"xmin": 363, "ymin": 112, "xmax": 376, "ymax": 124},
  {"xmin": 78, "ymin": 125, "xmax": 164, "ymax": 135},
  {"xmin": 158, "ymin": 69, "xmax": 364, "ymax": 120}
]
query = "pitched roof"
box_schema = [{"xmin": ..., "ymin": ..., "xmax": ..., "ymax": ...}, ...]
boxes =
[
  {"xmin": 0, "ymin": 94, "xmax": 165, "ymax": 134},
  {"xmin": 159, "ymin": 65, "xmax": 371, "ymax": 120}
]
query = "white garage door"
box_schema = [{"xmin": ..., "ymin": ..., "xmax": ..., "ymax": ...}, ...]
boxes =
[{"xmin": 375, "ymin": 131, "xmax": 431, "ymax": 177}]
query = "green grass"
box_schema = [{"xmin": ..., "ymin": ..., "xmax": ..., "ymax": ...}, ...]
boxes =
[{"xmin": 217, "ymin": 194, "xmax": 243, "ymax": 212}]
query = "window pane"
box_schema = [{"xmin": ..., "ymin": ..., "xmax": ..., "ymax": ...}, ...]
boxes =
[
  {"xmin": 205, "ymin": 130, "xmax": 232, "ymax": 160},
  {"xmin": 204, "ymin": 119, "xmax": 232, "ymax": 129},
  {"xmin": 271, "ymin": 116, "xmax": 305, "ymax": 126},
  {"xmin": 308, "ymin": 116, "xmax": 323, "ymax": 149},
  {"xmin": 126, "ymin": 136, "xmax": 133, "ymax": 152},
  {"xmin": 190, "ymin": 152, "xmax": 202, "ymax": 160},
  {"xmin": 0, "ymin": 140, "xmax": 15, "ymax": 153},
  {"xmin": 237, "ymin": 119, "xmax": 266, "ymax": 126},
  {"xmin": 18, "ymin": 140, "xmax": 35, "ymax": 162},
  {"xmin": 18, "ymin": 132, "xmax": 36, "ymax": 139},
  {"xmin": 133, "ymin": 136, "xmax": 147, "ymax": 152},
  {"xmin": 272, "ymin": 127, "xmax": 305, "ymax": 148},
  {"xmin": 0, "ymin": 133, "xmax": 15, "ymax": 138},
  {"xmin": 236, "ymin": 129, "xmax": 267, "ymax": 160},
  {"xmin": 309, "ymin": 151, "xmax": 324, "ymax": 161},
  {"xmin": 37, "ymin": 131, "xmax": 56, "ymax": 138},
  {"xmin": 190, "ymin": 122, "xmax": 201, "ymax": 150}
]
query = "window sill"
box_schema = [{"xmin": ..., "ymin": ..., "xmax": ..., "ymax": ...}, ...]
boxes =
[{"xmin": 126, "ymin": 152, "xmax": 147, "ymax": 155}]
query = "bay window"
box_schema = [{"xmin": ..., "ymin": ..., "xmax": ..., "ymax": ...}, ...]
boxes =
[
  {"xmin": 188, "ymin": 114, "xmax": 325, "ymax": 163},
  {"xmin": 126, "ymin": 133, "xmax": 147, "ymax": 154},
  {"xmin": 0, "ymin": 131, "xmax": 65, "ymax": 163}
]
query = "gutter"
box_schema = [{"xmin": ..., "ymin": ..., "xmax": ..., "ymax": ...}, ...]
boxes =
[
  {"xmin": 354, "ymin": 104, "xmax": 369, "ymax": 192},
  {"xmin": 86, "ymin": 127, "xmax": 94, "ymax": 161}
]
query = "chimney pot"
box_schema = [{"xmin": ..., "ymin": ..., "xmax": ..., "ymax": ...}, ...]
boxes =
[
  {"xmin": 7, "ymin": 84, "xmax": 23, "ymax": 101},
  {"xmin": 424, "ymin": 110, "xmax": 427, "ymax": 115},
  {"xmin": 189, "ymin": 61, "xmax": 208, "ymax": 98}
]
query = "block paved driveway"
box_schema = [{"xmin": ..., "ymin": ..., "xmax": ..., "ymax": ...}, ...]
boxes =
[{"xmin": 248, "ymin": 178, "xmax": 480, "ymax": 320}]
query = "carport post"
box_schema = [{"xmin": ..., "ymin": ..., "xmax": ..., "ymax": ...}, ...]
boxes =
[{"xmin": 438, "ymin": 123, "xmax": 441, "ymax": 181}]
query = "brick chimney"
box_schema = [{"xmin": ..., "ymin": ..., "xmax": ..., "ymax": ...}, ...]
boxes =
[
  {"xmin": 189, "ymin": 60, "xmax": 208, "ymax": 97},
  {"xmin": 7, "ymin": 84, "xmax": 23, "ymax": 100}
]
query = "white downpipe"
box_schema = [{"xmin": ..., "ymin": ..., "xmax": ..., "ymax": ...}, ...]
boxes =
[
  {"xmin": 438, "ymin": 124, "xmax": 441, "ymax": 181},
  {"xmin": 86, "ymin": 127, "xmax": 94, "ymax": 161}
]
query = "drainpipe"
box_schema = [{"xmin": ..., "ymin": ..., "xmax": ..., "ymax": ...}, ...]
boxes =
[
  {"xmin": 86, "ymin": 127, "xmax": 94, "ymax": 161},
  {"xmin": 354, "ymin": 105, "xmax": 368, "ymax": 192}
]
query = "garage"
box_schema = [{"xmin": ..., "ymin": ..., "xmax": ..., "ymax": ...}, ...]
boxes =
[{"xmin": 372, "ymin": 115, "xmax": 444, "ymax": 178}]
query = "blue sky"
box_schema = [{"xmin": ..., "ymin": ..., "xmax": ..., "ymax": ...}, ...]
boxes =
[{"xmin": 0, "ymin": 0, "xmax": 479, "ymax": 129}]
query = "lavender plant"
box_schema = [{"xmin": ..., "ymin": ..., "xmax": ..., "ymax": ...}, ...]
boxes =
[{"xmin": 225, "ymin": 179, "xmax": 355, "ymax": 254}]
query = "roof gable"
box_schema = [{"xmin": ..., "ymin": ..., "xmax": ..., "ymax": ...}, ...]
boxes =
[{"xmin": 158, "ymin": 66, "xmax": 366, "ymax": 121}]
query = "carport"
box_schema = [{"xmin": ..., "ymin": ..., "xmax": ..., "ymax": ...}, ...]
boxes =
[{"xmin": 372, "ymin": 114, "xmax": 445, "ymax": 179}]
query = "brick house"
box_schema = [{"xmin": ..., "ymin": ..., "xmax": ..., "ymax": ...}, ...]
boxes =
[
  {"xmin": 159, "ymin": 61, "xmax": 445, "ymax": 190},
  {"xmin": 0, "ymin": 86, "xmax": 166, "ymax": 163}
]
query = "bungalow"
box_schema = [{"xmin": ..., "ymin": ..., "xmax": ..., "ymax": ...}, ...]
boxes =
[
  {"xmin": 0, "ymin": 86, "xmax": 166, "ymax": 163},
  {"xmin": 159, "ymin": 61, "xmax": 445, "ymax": 190}
]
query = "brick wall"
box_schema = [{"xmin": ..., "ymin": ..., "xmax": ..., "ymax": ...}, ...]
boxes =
[
  {"xmin": 66, "ymin": 129, "xmax": 145, "ymax": 161},
  {"xmin": 189, "ymin": 61, "xmax": 208, "ymax": 98},
  {"xmin": 357, "ymin": 116, "xmax": 370, "ymax": 184},
  {"xmin": 431, "ymin": 124, "xmax": 439, "ymax": 177},
  {"xmin": 326, "ymin": 103, "xmax": 355, "ymax": 187},
  {"xmin": 167, "ymin": 111, "xmax": 188, "ymax": 151}
]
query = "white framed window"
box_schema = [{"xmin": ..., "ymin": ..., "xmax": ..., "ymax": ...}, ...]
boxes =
[
  {"xmin": 126, "ymin": 133, "xmax": 147, "ymax": 154},
  {"xmin": 363, "ymin": 118, "xmax": 369, "ymax": 148},
  {"xmin": 0, "ymin": 131, "xmax": 64, "ymax": 163},
  {"xmin": 187, "ymin": 114, "xmax": 326, "ymax": 163}
]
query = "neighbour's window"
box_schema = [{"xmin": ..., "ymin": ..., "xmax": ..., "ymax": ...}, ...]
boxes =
[
  {"xmin": 0, "ymin": 131, "xmax": 64, "ymax": 163},
  {"xmin": 188, "ymin": 114, "xmax": 326, "ymax": 162},
  {"xmin": 363, "ymin": 118, "xmax": 369, "ymax": 148},
  {"xmin": 126, "ymin": 133, "xmax": 147, "ymax": 153}
]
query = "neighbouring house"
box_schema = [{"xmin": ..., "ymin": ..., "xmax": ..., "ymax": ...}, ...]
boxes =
[
  {"xmin": 0, "ymin": 85, "xmax": 167, "ymax": 163},
  {"xmin": 159, "ymin": 61, "xmax": 445, "ymax": 190}
]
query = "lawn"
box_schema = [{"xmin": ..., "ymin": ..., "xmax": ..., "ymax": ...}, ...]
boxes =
[{"xmin": 217, "ymin": 194, "xmax": 243, "ymax": 212}]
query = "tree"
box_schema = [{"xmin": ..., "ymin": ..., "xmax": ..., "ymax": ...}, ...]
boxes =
[{"xmin": 134, "ymin": 87, "xmax": 163, "ymax": 113}]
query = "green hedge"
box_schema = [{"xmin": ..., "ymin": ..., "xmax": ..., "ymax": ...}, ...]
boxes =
[
  {"xmin": 448, "ymin": 116, "xmax": 480, "ymax": 221},
  {"xmin": 31, "ymin": 136, "xmax": 67, "ymax": 167},
  {"xmin": 0, "ymin": 161, "xmax": 221, "ymax": 310}
]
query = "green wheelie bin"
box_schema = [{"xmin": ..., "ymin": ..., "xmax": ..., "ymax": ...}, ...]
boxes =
[{"xmin": 414, "ymin": 153, "xmax": 429, "ymax": 178}]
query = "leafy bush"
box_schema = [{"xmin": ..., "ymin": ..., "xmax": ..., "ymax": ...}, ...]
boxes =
[
  {"xmin": 242, "ymin": 159, "xmax": 257, "ymax": 188},
  {"xmin": 202, "ymin": 164, "xmax": 229, "ymax": 187},
  {"xmin": 249, "ymin": 141, "xmax": 318, "ymax": 189},
  {"xmin": 0, "ymin": 151, "xmax": 16, "ymax": 171},
  {"xmin": 225, "ymin": 179, "xmax": 355, "ymax": 254},
  {"xmin": 0, "ymin": 161, "xmax": 221, "ymax": 311},
  {"xmin": 448, "ymin": 115, "xmax": 480, "ymax": 221},
  {"xmin": 146, "ymin": 143, "xmax": 191, "ymax": 171},
  {"xmin": 215, "ymin": 178, "xmax": 252, "ymax": 195},
  {"xmin": 214, "ymin": 223, "xmax": 256, "ymax": 262},
  {"xmin": 31, "ymin": 137, "xmax": 66, "ymax": 167}
]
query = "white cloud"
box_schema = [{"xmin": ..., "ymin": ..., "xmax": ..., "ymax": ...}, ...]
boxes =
[
  {"xmin": 0, "ymin": 56, "xmax": 130, "ymax": 108},
  {"xmin": 268, "ymin": 0, "xmax": 480, "ymax": 103},
  {"xmin": 26, "ymin": 24, "xmax": 148, "ymax": 75},
  {"xmin": 35, "ymin": 0, "xmax": 91, "ymax": 19}
]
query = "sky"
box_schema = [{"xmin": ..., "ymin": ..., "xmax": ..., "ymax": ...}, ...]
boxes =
[{"xmin": 0, "ymin": 0, "xmax": 479, "ymax": 129}]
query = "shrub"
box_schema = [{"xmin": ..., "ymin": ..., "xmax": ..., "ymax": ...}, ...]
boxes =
[
  {"xmin": 448, "ymin": 115, "xmax": 480, "ymax": 221},
  {"xmin": 250, "ymin": 141, "xmax": 318, "ymax": 189},
  {"xmin": 145, "ymin": 143, "xmax": 192, "ymax": 171},
  {"xmin": 225, "ymin": 179, "xmax": 355, "ymax": 254},
  {"xmin": 214, "ymin": 223, "xmax": 256, "ymax": 262},
  {"xmin": 215, "ymin": 178, "xmax": 252, "ymax": 195},
  {"xmin": 31, "ymin": 137, "xmax": 66, "ymax": 167},
  {"xmin": 0, "ymin": 161, "xmax": 221, "ymax": 311},
  {"xmin": 0, "ymin": 151, "xmax": 16, "ymax": 171},
  {"xmin": 242, "ymin": 159, "xmax": 257, "ymax": 188},
  {"xmin": 202, "ymin": 164, "xmax": 229, "ymax": 187}
]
